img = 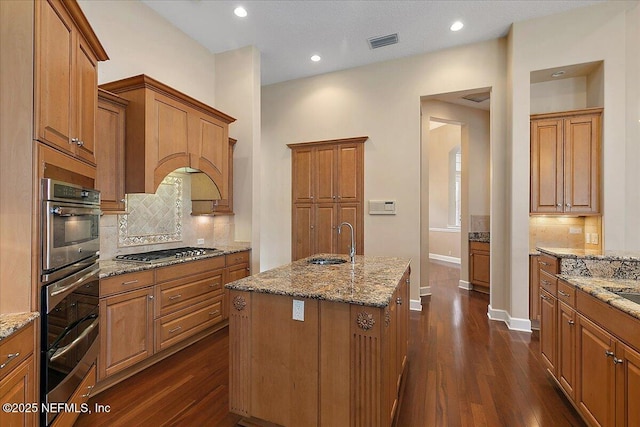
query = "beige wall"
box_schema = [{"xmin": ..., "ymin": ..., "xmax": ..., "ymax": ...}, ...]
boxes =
[
  {"xmin": 428, "ymin": 124, "xmax": 460, "ymax": 228},
  {"xmin": 530, "ymin": 77, "xmax": 587, "ymax": 114},
  {"xmin": 509, "ymin": 1, "xmax": 638, "ymax": 322},
  {"xmin": 262, "ymin": 38, "xmax": 507, "ymax": 307},
  {"xmin": 626, "ymin": 2, "xmax": 640, "ymax": 251}
]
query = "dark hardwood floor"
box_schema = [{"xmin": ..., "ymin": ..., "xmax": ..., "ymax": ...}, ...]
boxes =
[{"xmin": 76, "ymin": 261, "xmax": 585, "ymax": 427}]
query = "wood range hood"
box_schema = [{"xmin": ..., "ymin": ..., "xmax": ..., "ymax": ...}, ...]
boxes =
[{"xmin": 99, "ymin": 75, "xmax": 236, "ymax": 199}]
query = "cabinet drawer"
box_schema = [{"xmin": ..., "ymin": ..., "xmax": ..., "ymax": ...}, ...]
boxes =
[
  {"xmin": 557, "ymin": 280, "xmax": 576, "ymax": 308},
  {"xmin": 226, "ymin": 251, "xmax": 250, "ymax": 267},
  {"xmin": 538, "ymin": 254, "xmax": 559, "ymax": 275},
  {"xmin": 51, "ymin": 364, "xmax": 96, "ymax": 427},
  {"xmin": 539, "ymin": 270, "xmax": 558, "ymax": 296},
  {"xmin": 156, "ymin": 256, "xmax": 225, "ymax": 283},
  {"xmin": 101, "ymin": 270, "xmax": 154, "ymax": 297},
  {"xmin": 469, "ymin": 241, "xmax": 489, "ymax": 252},
  {"xmin": 0, "ymin": 322, "xmax": 34, "ymax": 381},
  {"xmin": 155, "ymin": 270, "xmax": 224, "ymax": 317},
  {"xmin": 155, "ymin": 297, "xmax": 223, "ymax": 352}
]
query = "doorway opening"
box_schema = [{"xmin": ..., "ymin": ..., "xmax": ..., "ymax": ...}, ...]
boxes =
[{"xmin": 420, "ymin": 89, "xmax": 492, "ymax": 297}]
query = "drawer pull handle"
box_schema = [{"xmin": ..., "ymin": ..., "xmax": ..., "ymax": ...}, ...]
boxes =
[
  {"xmin": 541, "ymin": 280, "xmax": 551, "ymax": 286},
  {"xmin": 169, "ymin": 326, "xmax": 182, "ymax": 334},
  {"xmin": 0, "ymin": 352, "xmax": 20, "ymax": 369},
  {"xmin": 81, "ymin": 392, "xmax": 91, "ymax": 398},
  {"xmin": 209, "ymin": 310, "xmax": 220, "ymax": 316},
  {"xmin": 605, "ymin": 350, "xmax": 615, "ymax": 358},
  {"xmin": 169, "ymin": 294, "xmax": 182, "ymax": 300},
  {"xmin": 558, "ymin": 290, "xmax": 570, "ymax": 297},
  {"xmin": 122, "ymin": 279, "xmax": 139, "ymax": 286},
  {"xmin": 568, "ymin": 319, "xmax": 575, "ymax": 325},
  {"xmin": 246, "ymin": 267, "xmax": 250, "ymax": 272},
  {"xmin": 613, "ymin": 357, "xmax": 624, "ymax": 365},
  {"xmin": 209, "ymin": 283, "xmax": 219, "ymax": 288},
  {"xmin": 540, "ymin": 295, "xmax": 548, "ymax": 301},
  {"xmin": 540, "ymin": 261, "xmax": 550, "ymax": 266}
]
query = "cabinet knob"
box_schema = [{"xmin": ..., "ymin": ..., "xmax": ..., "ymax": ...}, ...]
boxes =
[
  {"xmin": 246, "ymin": 267, "xmax": 250, "ymax": 271},
  {"xmin": 148, "ymin": 295, "xmax": 154, "ymax": 300},
  {"xmin": 613, "ymin": 357, "xmax": 624, "ymax": 365},
  {"xmin": 332, "ymin": 195, "xmax": 336, "ymax": 199},
  {"xmin": 310, "ymin": 225, "xmax": 314, "ymax": 229},
  {"xmin": 71, "ymin": 137, "xmax": 79, "ymax": 144},
  {"xmin": 310, "ymin": 195, "xmax": 314, "ymax": 200},
  {"xmin": 556, "ymin": 203, "xmax": 562, "ymax": 208},
  {"xmin": 77, "ymin": 140, "xmax": 85, "ymax": 147},
  {"xmin": 396, "ymin": 297, "xmax": 402, "ymax": 305},
  {"xmin": 120, "ymin": 198, "xmax": 126, "ymax": 203},
  {"xmin": 568, "ymin": 319, "xmax": 575, "ymax": 325},
  {"xmin": 565, "ymin": 203, "xmax": 572, "ymax": 208},
  {"xmin": 605, "ymin": 350, "xmax": 615, "ymax": 358}
]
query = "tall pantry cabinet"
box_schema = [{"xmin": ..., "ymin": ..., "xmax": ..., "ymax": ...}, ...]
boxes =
[{"xmin": 288, "ymin": 137, "xmax": 366, "ymax": 261}]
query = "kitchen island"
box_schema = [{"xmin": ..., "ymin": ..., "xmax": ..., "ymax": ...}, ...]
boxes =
[{"xmin": 226, "ymin": 254, "xmax": 411, "ymax": 427}]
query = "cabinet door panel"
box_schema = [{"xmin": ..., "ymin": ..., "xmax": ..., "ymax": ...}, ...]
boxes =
[
  {"xmin": 564, "ymin": 115, "xmax": 599, "ymax": 214},
  {"xmin": 315, "ymin": 146, "xmax": 336, "ymax": 203},
  {"xmin": 336, "ymin": 144, "xmax": 361, "ymax": 202},
  {"xmin": 337, "ymin": 203, "xmax": 362, "ymax": 255},
  {"xmin": 292, "ymin": 204, "xmax": 314, "ymax": 260},
  {"xmin": 530, "ymin": 119, "xmax": 563, "ymax": 213},
  {"xmin": 193, "ymin": 116, "xmax": 228, "ymax": 199},
  {"xmin": 96, "ymin": 96, "xmax": 126, "ymax": 212},
  {"xmin": 576, "ymin": 314, "xmax": 615, "ymax": 427},
  {"xmin": 36, "ymin": 0, "xmax": 73, "ymax": 150},
  {"xmin": 558, "ymin": 302, "xmax": 576, "ymax": 399},
  {"xmin": 616, "ymin": 343, "xmax": 640, "ymax": 427},
  {"xmin": 99, "ymin": 288, "xmax": 154, "ymax": 379},
  {"xmin": 0, "ymin": 358, "xmax": 36, "ymax": 427},
  {"xmin": 315, "ymin": 203, "xmax": 337, "ymax": 254},
  {"xmin": 152, "ymin": 97, "xmax": 189, "ymax": 184},
  {"xmin": 539, "ymin": 290, "xmax": 557, "ymax": 375},
  {"xmin": 75, "ymin": 37, "xmax": 98, "ymax": 165},
  {"xmin": 469, "ymin": 247, "xmax": 490, "ymax": 288},
  {"xmin": 292, "ymin": 148, "xmax": 314, "ymax": 203}
]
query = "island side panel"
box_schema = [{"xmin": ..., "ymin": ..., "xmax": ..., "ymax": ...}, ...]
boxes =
[
  {"xmin": 350, "ymin": 304, "xmax": 383, "ymax": 427},
  {"xmin": 319, "ymin": 300, "xmax": 351, "ymax": 426},
  {"xmin": 250, "ymin": 293, "xmax": 319, "ymax": 426},
  {"xmin": 229, "ymin": 290, "xmax": 251, "ymax": 417}
]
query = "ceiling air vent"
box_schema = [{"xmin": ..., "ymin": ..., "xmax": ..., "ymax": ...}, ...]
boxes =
[
  {"xmin": 462, "ymin": 92, "xmax": 491, "ymax": 103},
  {"xmin": 368, "ymin": 33, "xmax": 399, "ymax": 49}
]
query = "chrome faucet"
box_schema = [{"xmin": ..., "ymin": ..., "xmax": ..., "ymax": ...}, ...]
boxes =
[{"xmin": 338, "ymin": 222, "xmax": 356, "ymax": 264}]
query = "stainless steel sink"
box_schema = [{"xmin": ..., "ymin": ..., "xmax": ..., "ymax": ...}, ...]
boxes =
[
  {"xmin": 307, "ymin": 257, "xmax": 347, "ymax": 265},
  {"xmin": 615, "ymin": 292, "xmax": 640, "ymax": 304}
]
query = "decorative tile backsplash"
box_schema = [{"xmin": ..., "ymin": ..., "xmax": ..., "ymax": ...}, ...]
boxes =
[{"xmin": 118, "ymin": 175, "xmax": 183, "ymax": 246}]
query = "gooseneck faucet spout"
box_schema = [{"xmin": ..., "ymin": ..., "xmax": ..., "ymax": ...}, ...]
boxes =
[{"xmin": 338, "ymin": 222, "xmax": 356, "ymax": 264}]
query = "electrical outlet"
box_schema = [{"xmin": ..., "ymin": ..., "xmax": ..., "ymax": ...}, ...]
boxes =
[
  {"xmin": 569, "ymin": 227, "xmax": 582, "ymax": 234},
  {"xmin": 197, "ymin": 238, "xmax": 204, "ymax": 245},
  {"xmin": 292, "ymin": 299, "xmax": 304, "ymax": 321},
  {"xmin": 592, "ymin": 233, "xmax": 599, "ymax": 244},
  {"xmin": 586, "ymin": 233, "xmax": 592, "ymax": 243}
]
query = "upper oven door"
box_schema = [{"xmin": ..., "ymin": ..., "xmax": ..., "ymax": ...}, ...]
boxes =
[{"xmin": 42, "ymin": 201, "xmax": 101, "ymax": 274}]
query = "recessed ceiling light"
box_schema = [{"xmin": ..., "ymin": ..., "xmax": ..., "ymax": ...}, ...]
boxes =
[
  {"xmin": 310, "ymin": 55, "xmax": 321, "ymax": 62},
  {"xmin": 450, "ymin": 21, "xmax": 464, "ymax": 32},
  {"xmin": 234, "ymin": 6, "xmax": 247, "ymax": 18},
  {"xmin": 551, "ymin": 70, "xmax": 566, "ymax": 78}
]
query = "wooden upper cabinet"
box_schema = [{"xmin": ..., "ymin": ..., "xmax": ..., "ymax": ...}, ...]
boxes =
[
  {"xmin": 35, "ymin": 0, "xmax": 108, "ymax": 166},
  {"xmin": 96, "ymin": 89, "xmax": 128, "ymax": 213},
  {"xmin": 315, "ymin": 146, "xmax": 336, "ymax": 203},
  {"xmin": 292, "ymin": 147, "xmax": 314, "ymax": 203},
  {"xmin": 530, "ymin": 108, "xmax": 602, "ymax": 215},
  {"xmin": 336, "ymin": 143, "xmax": 362, "ymax": 202},
  {"xmin": 100, "ymin": 75, "xmax": 235, "ymax": 195}
]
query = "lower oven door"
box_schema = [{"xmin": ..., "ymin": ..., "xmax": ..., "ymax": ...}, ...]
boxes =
[{"xmin": 41, "ymin": 263, "xmax": 99, "ymax": 426}]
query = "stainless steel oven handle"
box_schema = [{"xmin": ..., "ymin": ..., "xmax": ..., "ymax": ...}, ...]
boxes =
[
  {"xmin": 50, "ymin": 265, "xmax": 99, "ymax": 298},
  {"xmin": 51, "ymin": 206, "xmax": 102, "ymax": 217},
  {"xmin": 50, "ymin": 318, "xmax": 99, "ymax": 363}
]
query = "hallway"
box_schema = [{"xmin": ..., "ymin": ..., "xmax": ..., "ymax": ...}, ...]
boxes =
[{"xmin": 396, "ymin": 261, "xmax": 585, "ymax": 426}]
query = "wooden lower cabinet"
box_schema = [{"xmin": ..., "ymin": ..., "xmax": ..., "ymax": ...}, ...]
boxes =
[
  {"xmin": 99, "ymin": 286, "xmax": 154, "ymax": 379},
  {"xmin": 540, "ymin": 277, "xmax": 640, "ymax": 427},
  {"xmin": 224, "ymin": 252, "xmax": 251, "ymax": 320},
  {"xmin": 469, "ymin": 241, "xmax": 490, "ymax": 292},
  {"xmin": 530, "ymin": 254, "xmax": 540, "ymax": 327},
  {"xmin": 539, "ymin": 288, "xmax": 557, "ymax": 375},
  {"xmin": 0, "ymin": 321, "xmax": 37, "ymax": 427}
]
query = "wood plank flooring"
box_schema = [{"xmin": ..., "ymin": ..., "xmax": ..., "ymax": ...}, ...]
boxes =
[{"xmin": 76, "ymin": 261, "xmax": 585, "ymax": 427}]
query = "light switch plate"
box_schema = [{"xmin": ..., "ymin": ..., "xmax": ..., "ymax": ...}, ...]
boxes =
[
  {"xmin": 293, "ymin": 299, "xmax": 304, "ymax": 321},
  {"xmin": 197, "ymin": 238, "xmax": 205, "ymax": 245}
]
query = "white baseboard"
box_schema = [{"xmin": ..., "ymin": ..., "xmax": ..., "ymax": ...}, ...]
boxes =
[
  {"xmin": 410, "ymin": 299, "xmax": 422, "ymax": 311},
  {"xmin": 487, "ymin": 305, "xmax": 532, "ymax": 332},
  {"xmin": 428, "ymin": 253, "xmax": 461, "ymax": 265},
  {"xmin": 458, "ymin": 280, "xmax": 472, "ymax": 290},
  {"xmin": 420, "ymin": 286, "xmax": 431, "ymax": 296}
]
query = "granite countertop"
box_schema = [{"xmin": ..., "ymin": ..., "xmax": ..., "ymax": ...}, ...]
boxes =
[
  {"xmin": 537, "ymin": 247, "xmax": 640, "ymax": 262},
  {"xmin": 469, "ymin": 232, "xmax": 490, "ymax": 243},
  {"xmin": 99, "ymin": 244, "xmax": 251, "ymax": 278},
  {"xmin": 0, "ymin": 312, "xmax": 39, "ymax": 341},
  {"xmin": 225, "ymin": 254, "xmax": 411, "ymax": 308},
  {"xmin": 559, "ymin": 275, "xmax": 640, "ymax": 320}
]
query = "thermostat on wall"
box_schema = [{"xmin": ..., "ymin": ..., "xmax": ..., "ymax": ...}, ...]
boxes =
[{"xmin": 369, "ymin": 200, "xmax": 396, "ymax": 215}]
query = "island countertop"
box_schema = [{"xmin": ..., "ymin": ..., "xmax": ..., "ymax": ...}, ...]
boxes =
[{"xmin": 225, "ymin": 254, "xmax": 411, "ymax": 307}]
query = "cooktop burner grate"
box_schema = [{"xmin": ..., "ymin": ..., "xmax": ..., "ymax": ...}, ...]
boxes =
[{"xmin": 115, "ymin": 247, "xmax": 218, "ymax": 263}]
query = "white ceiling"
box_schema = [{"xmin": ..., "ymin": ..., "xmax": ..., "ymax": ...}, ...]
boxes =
[{"xmin": 142, "ymin": 0, "xmax": 603, "ymax": 86}]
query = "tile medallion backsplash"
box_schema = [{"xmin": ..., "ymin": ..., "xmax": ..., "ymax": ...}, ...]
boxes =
[{"xmin": 118, "ymin": 175, "xmax": 183, "ymax": 246}]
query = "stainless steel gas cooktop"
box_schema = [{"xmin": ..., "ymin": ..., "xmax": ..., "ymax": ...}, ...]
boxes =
[{"xmin": 115, "ymin": 247, "xmax": 219, "ymax": 263}]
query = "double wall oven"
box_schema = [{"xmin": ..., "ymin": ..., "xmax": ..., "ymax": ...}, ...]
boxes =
[{"xmin": 40, "ymin": 179, "xmax": 101, "ymax": 426}]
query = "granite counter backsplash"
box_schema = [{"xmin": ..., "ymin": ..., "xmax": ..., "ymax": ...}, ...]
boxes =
[
  {"xmin": 225, "ymin": 254, "xmax": 411, "ymax": 308},
  {"xmin": 469, "ymin": 232, "xmax": 490, "ymax": 243},
  {"xmin": 537, "ymin": 247, "xmax": 640, "ymax": 279},
  {"xmin": 0, "ymin": 312, "xmax": 39, "ymax": 341},
  {"xmin": 99, "ymin": 244, "xmax": 251, "ymax": 278}
]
